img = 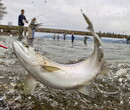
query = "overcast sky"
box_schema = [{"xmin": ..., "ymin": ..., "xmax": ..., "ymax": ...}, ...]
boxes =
[{"xmin": 2, "ymin": 0, "xmax": 130, "ymax": 34}]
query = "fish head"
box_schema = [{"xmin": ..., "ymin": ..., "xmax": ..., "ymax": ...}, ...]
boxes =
[
  {"xmin": 12, "ymin": 41, "xmax": 39, "ymax": 66},
  {"xmin": 12, "ymin": 41, "xmax": 44, "ymax": 95}
]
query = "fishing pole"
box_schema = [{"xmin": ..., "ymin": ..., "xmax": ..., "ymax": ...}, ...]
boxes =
[
  {"xmin": 0, "ymin": 44, "xmax": 8, "ymax": 49},
  {"xmin": 34, "ymin": 8, "xmax": 62, "ymax": 18},
  {"xmin": 27, "ymin": 8, "xmax": 62, "ymax": 22}
]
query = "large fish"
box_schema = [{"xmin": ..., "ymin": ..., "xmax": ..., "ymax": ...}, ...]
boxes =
[{"xmin": 12, "ymin": 11, "xmax": 108, "ymax": 95}]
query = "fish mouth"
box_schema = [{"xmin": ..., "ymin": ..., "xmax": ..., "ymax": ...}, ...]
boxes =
[
  {"xmin": 13, "ymin": 41, "xmax": 39, "ymax": 67},
  {"xmin": 12, "ymin": 41, "xmax": 29, "ymax": 55}
]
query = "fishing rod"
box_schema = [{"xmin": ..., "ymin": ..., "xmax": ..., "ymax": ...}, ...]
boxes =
[
  {"xmin": 0, "ymin": 44, "xmax": 8, "ymax": 49},
  {"xmin": 28, "ymin": 8, "xmax": 62, "ymax": 22},
  {"xmin": 0, "ymin": 37, "xmax": 15, "ymax": 53},
  {"xmin": 34, "ymin": 8, "xmax": 61, "ymax": 18}
]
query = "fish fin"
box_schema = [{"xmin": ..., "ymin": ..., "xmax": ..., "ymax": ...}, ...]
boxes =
[
  {"xmin": 81, "ymin": 9, "xmax": 94, "ymax": 31},
  {"xmin": 41, "ymin": 66, "xmax": 60, "ymax": 72},
  {"xmin": 100, "ymin": 59, "xmax": 109, "ymax": 74},
  {"xmin": 81, "ymin": 10, "xmax": 102, "ymax": 48},
  {"xmin": 78, "ymin": 86, "xmax": 91, "ymax": 96},
  {"xmin": 24, "ymin": 74, "xmax": 37, "ymax": 95}
]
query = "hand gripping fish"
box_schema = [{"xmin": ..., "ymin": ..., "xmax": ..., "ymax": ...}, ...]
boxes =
[{"xmin": 12, "ymin": 11, "xmax": 108, "ymax": 95}]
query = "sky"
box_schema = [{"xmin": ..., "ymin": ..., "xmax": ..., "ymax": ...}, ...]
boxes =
[{"xmin": 1, "ymin": 0, "xmax": 130, "ymax": 35}]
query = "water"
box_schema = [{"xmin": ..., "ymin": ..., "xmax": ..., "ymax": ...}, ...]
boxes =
[
  {"xmin": 34, "ymin": 32, "xmax": 128, "ymax": 44},
  {"xmin": 0, "ymin": 35, "xmax": 130, "ymax": 110}
]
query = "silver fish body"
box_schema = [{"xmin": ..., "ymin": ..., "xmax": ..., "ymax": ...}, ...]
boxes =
[{"xmin": 12, "ymin": 12, "xmax": 108, "ymax": 95}]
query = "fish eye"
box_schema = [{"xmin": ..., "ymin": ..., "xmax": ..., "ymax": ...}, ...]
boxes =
[{"xmin": 22, "ymin": 43, "xmax": 29, "ymax": 48}]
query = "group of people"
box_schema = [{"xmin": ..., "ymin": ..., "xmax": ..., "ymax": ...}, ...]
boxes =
[
  {"xmin": 18, "ymin": 9, "xmax": 41, "ymax": 46},
  {"xmin": 18, "ymin": 9, "xmax": 88, "ymax": 47},
  {"xmin": 53, "ymin": 33, "xmax": 60, "ymax": 41},
  {"xmin": 53, "ymin": 33, "xmax": 75, "ymax": 43},
  {"xmin": 18, "ymin": 9, "xmax": 76, "ymax": 47}
]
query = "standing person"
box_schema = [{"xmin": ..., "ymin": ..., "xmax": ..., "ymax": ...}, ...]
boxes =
[
  {"xmin": 18, "ymin": 9, "xmax": 28, "ymax": 41},
  {"xmin": 71, "ymin": 33, "xmax": 75, "ymax": 47},
  {"xmin": 27, "ymin": 18, "xmax": 41, "ymax": 46},
  {"xmin": 84, "ymin": 35, "xmax": 88, "ymax": 45},
  {"xmin": 127, "ymin": 37, "xmax": 130, "ymax": 44},
  {"xmin": 63, "ymin": 33, "xmax": 66, "ymax": 40},
  {"xmin": 71, "ymin": 33, "xmax": 75, "ymax": 43},
  {"xmin": 53, "ymin": 33, "xmax": 56, "ymax": 40},
  {"xmin": 57, "ymin": 34, "xmax": 59, "ymax": 41}
]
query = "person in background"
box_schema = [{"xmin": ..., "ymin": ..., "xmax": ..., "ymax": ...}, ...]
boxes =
[
  {"xmin": 127, "ymin": 36, "xmax": 130, "ymax": 44},
  {"xmin": 63, "ymin": 33, "xmax": 66, "ymax": 40},
  {"xmin": 53, "ymin": 33, "xmax": 56, "ymax": 40},
  {"xmin": 71, "ymin": 33, "xmax": 75, "ymax": 47},
  {"xmin": 57, "ymin": 34, "xmax": 59, "ymax": 41},
  {"xmin": 27, "ymin": 18, "xmax": 42, "ymax": 46},
  {"xmin": 71, "ymin": 33, "xmax": 75, "ymax": 43},
  {"xmin": 84, "ymin": 34, "xmax": 88, "ymax": 45},
  {"xmin": 18, "ymin": 9, "xmax": 28, "ymax": 41}
]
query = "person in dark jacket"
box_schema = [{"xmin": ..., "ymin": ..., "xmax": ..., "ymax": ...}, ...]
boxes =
[
  {"xmin": 84, "ymin": 35, "xmax": 88, "ymax": 45},
  {"xmin": 71, "ymin": 33, "xmax": 75, "ymax": 43},
  {"xmin": 127, "ymin": 37, "xmax": 130, "ymax": 44},
  {"xmin": 71, "ymin": 33, "xmax": 75, "ymax": 47},
  {"xmin": 18, "ymin": 9, "xmax": 28, "ymax": 41}
]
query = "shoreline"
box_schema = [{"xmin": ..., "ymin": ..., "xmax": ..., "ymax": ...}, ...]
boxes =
[{"xmin": 0, "ymin": 31, "xmax": 18, "ymax": 36}]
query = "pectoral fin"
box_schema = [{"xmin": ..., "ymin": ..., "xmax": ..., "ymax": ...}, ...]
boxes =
[
  {"xmin": 77, "ymin": 80, "xmax": 93, "ymax": 96},
  {"xmin": 41, "ymin": 66, "xmax": 60, "ymax": 72},
  {"xmin": 100, "ymin": 59, "xmax": 109, "ymax": 74},
  {"xmin": 78, "ymin": 86, "xmax": 89, "ymax": 95},
  {"xmin": 24, "ymin": 74, "xmax": 37, "ymax": 95}
]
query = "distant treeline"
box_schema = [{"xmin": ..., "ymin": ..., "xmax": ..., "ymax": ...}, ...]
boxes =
[
  {"xmin": 0, "ymin": 0, "xmax": 7, "ymax": 20},
  {"xmin": 98, "ymin": 31, "xmax": 129, "ymax": 38}
]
